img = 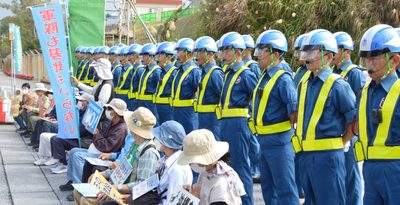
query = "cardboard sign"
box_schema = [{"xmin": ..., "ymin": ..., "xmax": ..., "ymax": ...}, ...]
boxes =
[
  {"xmin": 110, "ymin": 157, "xmax": 133, "ymax": 185},
  {"xmin": 90, "ymin": 170, "xmax": 124, "ymax": 204},
  {"xmin": 82, "ymin": 99, "xmax": 103, "ymax": 134}
]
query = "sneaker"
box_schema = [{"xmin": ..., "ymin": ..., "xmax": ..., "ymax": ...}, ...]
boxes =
[
  {"xmin": 33, "ymin": 158, "xmax": 49, "ymax": 166},
  {"xmin": 59, "ymin": 181, "xmax": 74, "ymax": 191},
  {"xmin": 66, "ymin": 193, "xmax": 74, "ymax": 201},
  {"xmin": 16, "ymin": 128, "xmax": 26, "ymax": 133},
  {"xmin": 44, "ymin": 158, "xmax": 59, "ymax": 166},
  {"xmin": 51, "ymin": 163, "xmax": 67, "ymax": 174},
  {"xmin": 20, "ymin": 130, "xmax": 29, "ymax": 136}
]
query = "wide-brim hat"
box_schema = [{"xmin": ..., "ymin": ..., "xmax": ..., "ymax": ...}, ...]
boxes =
[
  {"xmin": 92, "ymin": 58, "xmax": 113, "ymax": 80},
  {"xmin": 104, "ymin": 98, "xmax": 127, "ymax": 116},
  {"xmin": 34, "ymin": 83, "xmax": 47, "ymax": 92},
  {"xmin": 177, "ymin": 129, "xmax": 229, "ymax": 165},
  {"xmin": 124, "ymin": 107, "xmax": 156, "ymax": 140},
  {"xmin": 76, "ymin": 93, "xmax": 93, "ymax": 102},
  {"xmin": 151, "ymin": 120, "xmax": 186, "ymax": 150}
]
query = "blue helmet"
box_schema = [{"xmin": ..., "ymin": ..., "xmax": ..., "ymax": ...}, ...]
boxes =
[
  {"xmin": 87, "ymin": 47, "xmax": 95, "ymax": 55},
  {"xmin": 293, "ymin": 34, "xmax": 307, "ymax": 51},
  {"xmin": 157, "ymin": 42, "xmax": 176, "ymax": 55},
  {"xmin": 176, "ymin": 38, "xmax": 194, "ymax": 52},
  {"xmin": 119, "ymin": 46, "xmax": 129, "ymax": 56},
  {"xmin": 75, "ymin": 47, "xmax": 81, "ymax": 53},
  {"xmin": 242, "ymin": 35, "xmax": 255, "ymax": 49},
  {"xmin": 395, "ymin": 27, "xmax": 400, "ymax": 36},
  {"xmin": 117, "ymin": 43, "xmax": 126, "ymax": 47},
  {"xmin": 333, "ymin": 32, "xmax": 354, "ymax": 51},
  {"xmin": 80, "ymin": 47, "xmax": 87, "ymax": 54},
  {"xmin": 255, "ymin": 29, "xmax": 288, "ymax": 52},
  {"xmin": 99, "ymin": 46, "xmax": 110, "ymax": 54},
  {"xmin": 220, "ymin": 32, "xmax": 246, "ymax": 50},
  {"xmin": 109, "ymin": 46, "xmax": 120, "ymax": 55},
  {"xmin": 128, "ymin": 44, "xmax": 142, "ymax": 55},
  {"xmin": 359, "ymin": 24, "xmax": 400, "ymax": 57},
  {"xmin": 140, "ymin": 43, "xmax": 157, "ymax": 55},
  {"xmin": 93, "ymin": 47, "xmax": 102, "ymax": 54},
  {"xmin": 301, "ymin": 29, "xmax": 338, "ymax": 54},
  {"xmin": 194, "ymin": 36, "xmax": 217, "ymax": 52}
]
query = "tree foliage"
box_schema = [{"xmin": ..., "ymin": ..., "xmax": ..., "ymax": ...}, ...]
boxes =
[
  {"xmin": 0, "ymin": 0, "xmax": 51, "ymax": 56},
  {"xmin": 197, "ymin": 0, "xmax": 400, "ymax": 65}
]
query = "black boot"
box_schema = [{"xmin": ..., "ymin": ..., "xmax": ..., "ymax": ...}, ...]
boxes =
[{"xmin": 59, "ymin": 181, "xmax": 74, "ymax": 191}]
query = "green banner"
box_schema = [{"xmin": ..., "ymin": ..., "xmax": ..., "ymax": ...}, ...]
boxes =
[{"xmin": 69, "ymin": 0, "xmax": 105, "ymax": 75}]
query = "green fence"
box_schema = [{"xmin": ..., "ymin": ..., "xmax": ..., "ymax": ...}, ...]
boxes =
[{"xmin": 139, "ymin": 8, "xmax": 199, "ymax": 23}]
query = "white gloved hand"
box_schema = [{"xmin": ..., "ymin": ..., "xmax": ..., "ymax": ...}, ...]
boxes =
[{"xmin": 344, "ymin": 141, "xmax": 351, "ymax": 152}]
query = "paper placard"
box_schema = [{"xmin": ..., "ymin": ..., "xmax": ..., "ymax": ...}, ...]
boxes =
[
  {"xmin": 110, "ymin": 157, "xmax": 133, "ymax": 185},
  {"xmin": 82, "ymin": 99, "xmax": 103, "ymax": 134},
  {"xmin": 85, "ymin": 157, "xmax": 112, "ymax": 167},
  {"xmin": 72, "ymin": 183, "xmax": 99, "ymax": 197},
  {"xmin": 131, "ymin": 174, "xmax": 159, "ymax": 201},
  {"xmin": 168, "ymin": 185, "xmax": 200, "ymax": 205},
  {"xmin": 90, "ymin": 170, "xmax": 124, "ymax": 204}
]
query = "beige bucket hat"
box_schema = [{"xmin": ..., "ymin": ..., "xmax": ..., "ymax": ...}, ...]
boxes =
[{"xmin": 124, "ymin": 107, "xmax": 156, "ymax": 139}]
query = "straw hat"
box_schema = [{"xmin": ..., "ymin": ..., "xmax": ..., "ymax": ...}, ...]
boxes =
[
  {"xmin": 151, "ymin": 120, "xmax": 186, "ymax": 150},
  {"xmin": 124, "ymin": 107, "xmax": 156, "ymax": 139},
  {"xmin": 177, "ymin": 129, "xmax": 229, "ymax": 165},
  {"xmin": 34, "ymin": 83, "xmax": 47, "ymax": 92},
  {"xmin": 92, "ymin": 58, "xmax": 113, "ymax": 80},
  {"xmin": 104, "ymin": 98, "xmax": 127, "ymax": 116}
]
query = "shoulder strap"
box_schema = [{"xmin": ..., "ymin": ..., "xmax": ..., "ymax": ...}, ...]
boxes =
[{"xmin": 139, "ymin": 144, "xmax": 158, "ymax": 158}]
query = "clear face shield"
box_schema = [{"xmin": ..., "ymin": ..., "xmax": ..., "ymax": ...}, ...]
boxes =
[
  {"xmin": 299, "ymin": 49, "xmax": 321, "ymax": 62},
  {"xmin": 359, "ymin": 53, "xmax": 392, "ymax": 77}
]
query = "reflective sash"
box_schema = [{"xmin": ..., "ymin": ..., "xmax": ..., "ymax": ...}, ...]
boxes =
[
  {"xmin": 77, "ymin": 60, "xmax": 89, "ymax": 81},
  {"xmin": 216, "ymin": 66, "xmax": 249, "ymax": 119},
  {"xmin": 112, "ymin": 64, "xmax": 122, "ymax": 73},
  {"xmin": 248, "ymin": 70, "xmax": 291, "ymax": 134},
  {"xmin": 296, "ymin": 70, "xmax": 311, "ymax": 91},
  {"xmin": 296, "ymin": 73, "xmax": 343, "ymax": 151},
  {"xmin": 127, "ymin": 64, "xmax": 144, "ymax": 99},
  {"xmin": 136, "ymin": 65, "xmax": 160, "ymax": 101},
  {"xmin": 115, "ymin": 65, "xmax": 133, "ymax": 95},
  {"xmin": 244, "ymin": 59, "xmax": 257, "ymax": 67},
  {"xmin": 356, "ymin": 80, "xmax": 400, "ymax": 160},
  {"xmin": 222, "ymin": 64, "xmax": 229, "ymax": 73},
  {"xmin": 340, "ymin": 64, "xmax": 357, "ymax": 78},
  {"xmin": 83, "ymin": 60, "xmax": 94, "ymax": 84},
  {"xmin": 170, "ymin": 66, "xmax": 196, "ymax": 107},
  {"xmin": 194, "ymin": 66, "xmax": 219, "ymax": 113},
  {"xmin": 153, "ymin": 66, "xmax": 176, "ymax": 104}
]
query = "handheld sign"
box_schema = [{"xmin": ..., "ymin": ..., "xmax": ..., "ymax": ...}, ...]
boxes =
[
  {"xmin": 131, "ymin": 174, "xmax": 159, "ymax": 201},
  {"xmin": 90, "ymin": 170, "xmax": 124, "ymax": 204},
  {"xmin": 82, "ymin": 99, "xmax": 103, "ymax": 134},
  {"xmin": 110, "ymin": 157, "xmax": 133, "ymax": 185},
  {"xmin": 167, "ymin": 185, "xmax": 200, "ymax": 205},
  {"xmin": 72, "ymin": 183, "xmax": 99, "ymax": 197}
]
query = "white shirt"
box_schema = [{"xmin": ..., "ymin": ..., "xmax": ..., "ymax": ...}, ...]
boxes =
[
  {"xmin": 78, "ymin": 80, "xmax": 112, "ymax": 107},
  {"xmin": 158, "ymin": 151, "xmax": 193, "ymax": 205}
]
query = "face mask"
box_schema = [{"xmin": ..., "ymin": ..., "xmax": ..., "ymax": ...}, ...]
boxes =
[
  {"xmin": 105, "ymin": 110, "xmax": 114, "ymax": 120},
  {"xmin": 190, "ymin": 164, "xmax": 207, "ymax": 173},
  {"xmin": 22, "ymin": 89, "xmax": 28, "ymax": 94},
  {"xmin": 76, "ymin": 101, "xmax": 83, "ymax": 110},
  {"xmin": 154, "ymin": 139, "xmax": 162, "ymax": 150},
  {"xmin": 48, "ymin": 94, "xmax": 54, "ymax": 100}
]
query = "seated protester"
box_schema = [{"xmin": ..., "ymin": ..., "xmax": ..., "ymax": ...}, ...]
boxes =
[
  {"xmin": 73, "ymin": 107, "xmax": 159, "ymax": 205},
  {"xmin": 11, "ymin": 89, "xmax": 24, "ymax": 132},
  {"xmin": 80, "ymin": 133, "xmax": 135, "ymax": 184},
  {"xmin": 59, "ymin": 99, "xmax": 127, "ymax": 200},
  {"xmin": 33, "ymin": 93, "xmax": 92, "ymax": 166},
  {"xmin": 71, "ymin": 58, "xmax": 115, "ymax": 107},
  {"xmin": 29, "ymin": 89, "xmax": 57, "ymax": 148},
  {"xmin": 25, "ymin": 83, "xmax": 51, "ymax": 137},
  {"xmin": 153, "ymin": 120, "xmax": 193, "ymax": 204},
  {"xmin": 46, "ymin": 96, "xmax": 97, "ymax": 173},
  {"xmin": 177, "ymin": 129, "xmax": 246, "ymax": 205},
  {"xmin": 20, "ymin": 83, "xmax": 38, "ymax": 136}
]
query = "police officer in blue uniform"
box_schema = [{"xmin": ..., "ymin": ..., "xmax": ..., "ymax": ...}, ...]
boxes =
[
  {"xmin": 193, "ymin": 36, "xmax": 224, "ymax": 141},
  {"xmin": 293, "ymin": 33, "xmax": 309, "ymax": 88},
  {"xmin": 82, "ymin": 47, "xmax": 96, "ymax": 85},
  {"xmin": 154, "ymin": 42, "xmax": 177, "ymax": 124},
  {"xmin": 170, "ymin": 38, "xmax": 201, "ymax": 134},
  {"xmin": 295, "ymin": 29, "xmax": 356, "ymax": 205},
  {"xmin": 126, "ymin": 44, "xmax": 144, "ymax": 112},
  {"xmin": 332, "ymin": 31, "xmax": 365, "ymax": 205},
  {"xmin": 242, "ymin": 35, "xmax": 262, "ymax": 78},
  {"xmin": 356, "ymin": 24, "xmax": 400, "ymax": 205},
  {"xmin": 108, "ymin": 46, "xmax": 122, "ymax": 90},
  {"xmin": 217, "ymin": 32, "xmax": 258, "ymax": 205},
  {"xmin": 250, "ymin": 30, "xmax": 299, "ymax": 205},
  {"xmin": 136, "ymin": 43, "xmax": 161, "ymax": 120},
  {"xmin": 114, "ymin": 46, "xmax": 132, "ymax": 104}
]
